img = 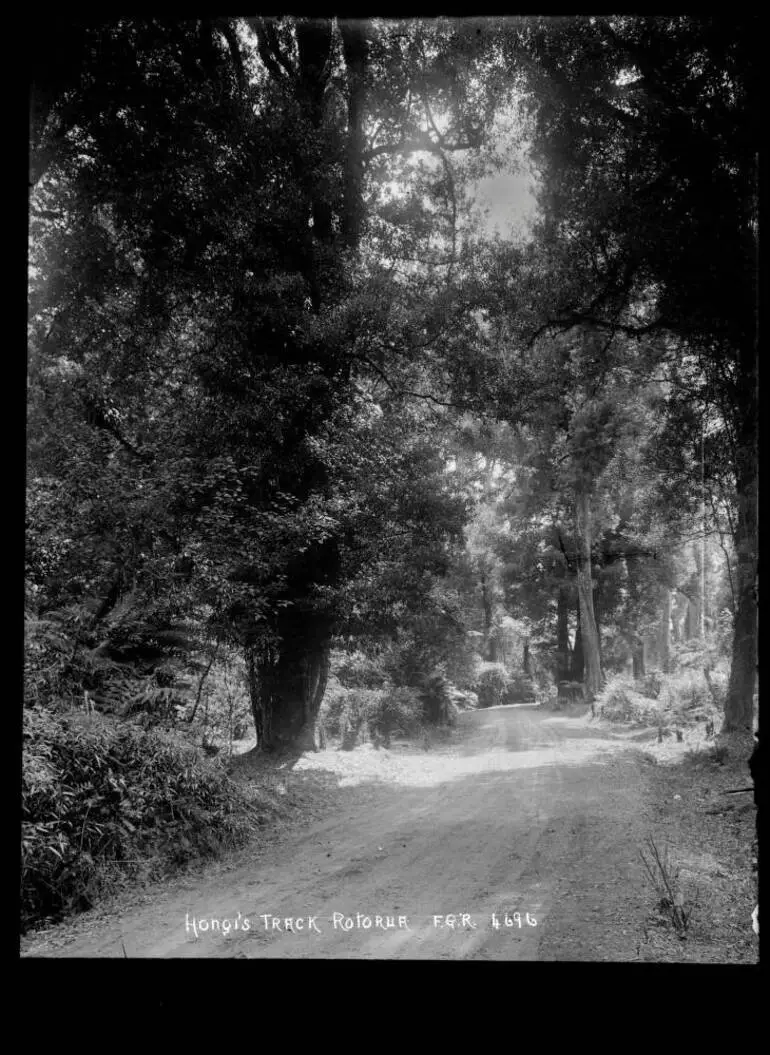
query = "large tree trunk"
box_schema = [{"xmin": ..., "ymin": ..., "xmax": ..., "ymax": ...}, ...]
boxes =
[
  {"xmin": 575, "ymin": 490, "xmax": 603, "ymax": 700},
  {"xmin": 238, "ymin": 21, "xmax": 343, "ymax": 753},
  {"xmin": 301, "ymin": 645, "xmax": 331, "ymax": 749},
  {"xmin": 643, "ymin": 634, "xmax": 657, "ymax": 671},
  {"xmin": 247, "ymin": 636, "xmax": 331, "ymax": 752},
  {"xmin": 594, "ymin": 590, "xmax": 603, "ymax": 670},
  {"xmin": 632, "ymin": 646, "xmax": 645, "ymax": 680},
  {"xmin": 295, "ymin": 18, "xmax": 335, "ymax": 240},
  {"xmin": 246, "ymin": 646, "xmax": 270, "ymax": 749},
  {"xmin": 480, "ymin": 570, "xmax": 497, "ymax": 662},
  {"xmin": 339, "ymin": 20, "xmax": 369, "ymax": 248},
  {"xmin": 571, "ymin": 602, "xmax": 585, "ymax": 681},
  {"xmin": 724, "ymin": 348, "xmax": 758, "ymax": 731},
  {"xmin": 657, "ymin": 586, "xmax": 672, "ymax": 673},
  {"xmin": 671, "ymin": 590, "xmax": 688, "ymax": 644},
  {"xmin": 685, "ymin": 596, "xmax": 697, "ymax": 641},
  {"xmin": 556, "ymin": 584, "xmax": 571, "ymax": 682},
  {"xmin": 689, "ymin": 540, "xmax": 705, "ymax": 640}
]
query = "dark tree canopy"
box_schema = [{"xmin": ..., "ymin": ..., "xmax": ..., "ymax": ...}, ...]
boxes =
[{"xmin": 27, "ymin": 15, "xmax": 758, "ymax": 752}]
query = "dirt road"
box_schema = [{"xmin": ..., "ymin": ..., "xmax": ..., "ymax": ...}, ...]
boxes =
[{"xmin": 22, "ymin": 705, "xmax": 656, "ymax": 959}]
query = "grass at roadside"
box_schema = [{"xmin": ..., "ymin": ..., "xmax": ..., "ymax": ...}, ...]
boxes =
[{"xmin": 590, "ymin": 664, "xmax": 758, "ymax": 964}]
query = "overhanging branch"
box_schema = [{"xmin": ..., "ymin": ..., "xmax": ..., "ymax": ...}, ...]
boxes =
[
  {"xmin": 528, "ymin": 312, "xmax": 667, "ymax": 347},
  {"xmin": 363, "ymin": 132, "xmax": 478, "ymax": 162}
]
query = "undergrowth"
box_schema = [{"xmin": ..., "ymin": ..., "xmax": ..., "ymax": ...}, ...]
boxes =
[
  {"xmin": 320, "ymin": 681, "xmax": 428, "ymax": 749},
  {"xmin": 594, "ymin": 657, "xmax": 727, "ymax": 731},
  {"xmin": 21, "ymin": 707, "xmax": 257, "ymax": 934}
]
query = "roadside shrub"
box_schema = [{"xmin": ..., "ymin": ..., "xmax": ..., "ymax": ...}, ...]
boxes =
[
  {"xmin": 638, "ymin": 673, "xmax": 662, "ymax": 700},
  {"xmin": 333, "ymin": 650, "xmax": 385, "ymax": 689},
  {"xmin": 664, "ymin": 667, "xmax": 726, "ymax": 714},
  {"xmin": 474, "ymin": 664, "xmax": 536, "ymax": 707},
  {"xmin": 449, "ymin": 687, "xmax": 478, "ymax": 711},
  {"xmin": 419, "ymin": 670, "xmax": 453, "ymax": 725},
  {"xmin": 598, "ymin": 686, "xmax": 636, "ymax": 721},
  {"xmin": 21, "ymin": 707, "xmax": 253, "ymax": 933},
  {"xmin": 475, "ymin": 665, "xmax": 510, "ymax": 708},
  {"xmin": 372, "ymin": 686, "xmax": 424, "ymax": 741},
  {"xmin": 442, "ymin": 637, "xmax": 479, "ymax": 691},
  {"xmin": 531, "ymin": 662, "xmax": 555, "ymax": 697},
  {"xmin": 330, "ymin": 685, "xmax": 425, "ymax": 749},
  {"xmin": 318, "ymin": 677, "xmax": 350, "ymax": 738},
  {"xmin": 321, "ymin": 676, "xmax": 426, "ymax": 748},
  {"xmin": 556, "ymin": 680, "xmax": 584, "ymax": 705},
  {"xmin": 677, "ymin": 678, "xmax": 714, "ymax": 711},
  {"xmin": 505, "ymin": 673, "xmax": 537, "ymax": 703},
  {"xmin": 338, "ymin": 688, "xmax": 383, "ymax": 750},
  {"xmin": 595, "ymin": 675, "xmax": 658, "ymax": 724},
  {"xmin": 188, "ymin": 657, "xmax": 253, "ymax": 754}
]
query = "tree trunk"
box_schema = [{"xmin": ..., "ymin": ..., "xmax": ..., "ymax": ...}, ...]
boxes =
[
  {"xmin": 295, "ymin": 18, "xmax": 334, "ymax": 233},
  {"xmin": 234, "ymin": 20, "xmax": 353, "ymax": 749},
  {"xmin": 632, "ymin": 646, "xmax": 645, "ymax": 680},
  {"xmin": 246, "ymin": 645, "xmax": 271, "ymax": 750},
  {"xmin": 685, "ymin": 595, "xmax": 696, "ymax": 640},
  {"xmin": 690, "ymin": 541, "xmax": 705, "ymax": 640},
  {"xmin": 339, "ymin": 20, "xmax": 369, "ymax": 248},
  {"xmin": 480, "ymin": 570, "xmax": 497, "ymax": 662},
  {"xmin": 556, "ymin": 585, "xmax": 571, "ymax": 682},
  {"xmin": 575, "ymin": 490, "xmax": 602, "ymax": 700},
  {"xmin": 571, "ymin": 602, "xmax": 585, "ymax": 681},
  {"xmin": 245, "ymin": 607, "xmax": 329, "ymax": 755},
  {"xmin": 671, "ymin": 590, "xmax": 687, "ymax": 644},
  {"xmin": 523, "ymin": 638, "xmax": 531, "ymax": 675},
  {"xmin": 657, "ymin": 587, "xmax": 672, "ymax": 673},
  {"xmin": 247, "ymin": 640, "xmax": 331, "ymax": 752},
  {"xmin": 188, "ymin": 641, "xmax": 219, "ymax": 724},
  {"xmin": 724, "ymin": 349, "xmax": 758, "ymax": 731}
]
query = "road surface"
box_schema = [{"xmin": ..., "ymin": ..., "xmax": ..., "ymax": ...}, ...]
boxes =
[{"xmin": 22, "ymin": 704, "xmax": 654, "ymax": 959}]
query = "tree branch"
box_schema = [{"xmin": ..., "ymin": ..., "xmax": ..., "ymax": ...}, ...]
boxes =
[
  {"xmin": 356, "ymin": 353, "xmax": 480, "ymax": 410},
  {"xmin": 363, "ymin": 132, "xmax": 478, "ymax": 162},
  {"xmin": 262, "ymin": 18, "xmax": 296, "ymax": 80},
  {"xmin": 528, "ymin": 312, "xmax": 667, "ymax": 348},
  {"xmin": 214, "ymin": 18, "xmax": 247, "ymax": 92},
  {"xmin": 707, "ymin": 488, "xmax": 736, "ymax": 614},
  {"xmin": 422, "ymin": 90, "xmax": 458, "ymax": 282},
  {"xmin": 247, "ymin": 17, "xmax": 293, "ymax": 82}
]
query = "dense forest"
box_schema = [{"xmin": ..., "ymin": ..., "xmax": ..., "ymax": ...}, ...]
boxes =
[{"xmin": 24, "ymin": 16, "xmax": 758, "ymax": 942}]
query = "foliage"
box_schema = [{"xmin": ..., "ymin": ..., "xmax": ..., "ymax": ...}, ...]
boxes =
[
  {"xmin": 23, "ymin": 16, "xmax": 757, "ymax": 931},
  {"xmin": 637, "ymin": 673, "xmax": 662, "ymax": 700},
  {"xmin": 418, "ymin": 670, "xmax": 454, "ymax": 726},
  {"xmin": 507, "ymin": 14, "xmax": 757, "ymax": 727},
  {"xmin": 474, "ymin": 664, "xmax": 511, "ymax": 708},
  {"xmin": 594, "ymin": 663, "xmax": 727, "ymax": 728},
  {"xmin": 473, "ymin": 662, "xmax": 537, "ymax": 707},
  {"xmin": 28, "ymin": 15, "xmax": 513, "ymax": 749},
  {"xmin": 594, "ymin": 677, "xmax": 657, "ymax": 724},
  {"xmin": 21, "ymin": 707, "xmax": 254, "ymax": 932},
  {"xmin": 505, "ymin": 672, "xmax": 538, "ymax": 702},
  {"xmin": 319, "ymin": 682, "xmax": 424, "ymax": 748},
  {"xmin": 514, "ymin": 15, "xmax": 757, "ymax": 355},
  {"xmin": 379, "ymin": 686, "xmax": 430, "ymax": 738},
  {"xmin": 332, "ymin": 650, "xmax": 386, "ymax": 690},
  {"xmin": 669, "ymin": 667, "xmax": 727, "ymax": 716},
  {"xmin": 190, "ymin": 653, "xmax": 253, "ymax": 752}
]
